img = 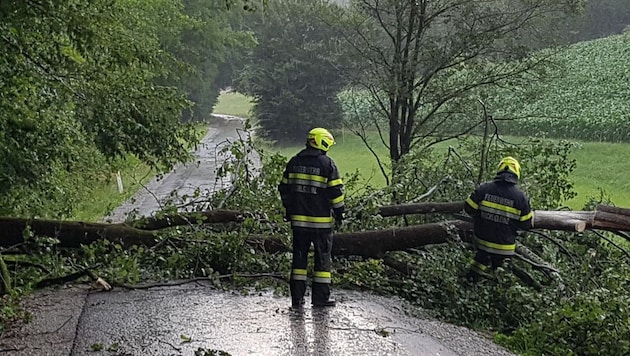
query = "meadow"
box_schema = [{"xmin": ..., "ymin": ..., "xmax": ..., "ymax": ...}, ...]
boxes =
[{"xmin": 276, "ymin": 131, "xmax": 630, "ymax": 210}]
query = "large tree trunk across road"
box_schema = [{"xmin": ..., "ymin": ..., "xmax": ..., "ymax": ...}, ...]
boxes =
[{"xmin": 1, "ymin": 204, "xmax": 628, "ymax": 258}]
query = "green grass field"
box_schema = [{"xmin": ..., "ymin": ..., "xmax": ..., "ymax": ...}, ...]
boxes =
[
  {"xmin": 568, "ymin": 141, "xmax": 630, "ymax": 208},
  {"xmin": 212, "ymin": 91, "xmax": 253, "ymax": 118},
  {"xmin": 214, "ymin": 92, "xmax": 630, "ymax": 210}
]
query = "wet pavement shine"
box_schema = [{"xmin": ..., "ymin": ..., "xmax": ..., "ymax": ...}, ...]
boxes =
[
  {"xmin": 3, "ymin": 284, "xmax": 513, "ymax": 355},
  {"xmin": 74, "ymin": 286, "xmax": 450, "ymax": 355}
]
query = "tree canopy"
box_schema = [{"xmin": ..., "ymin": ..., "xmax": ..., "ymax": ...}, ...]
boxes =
[
  {"xmin": 235, "ymin": 0, "xmax": 353, "ymax": 143},
  {"xmin": 0, "ymin": 0, "xmax": 251, "ymax": 218}
]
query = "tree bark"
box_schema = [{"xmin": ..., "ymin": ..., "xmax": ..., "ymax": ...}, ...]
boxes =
[
  {"xmin": 377, "ymin": 202, "xmax": 630, "ymax": 232},
  {"xmin": 131, "ymin": 210, "xmax": 243, "ymax": 230},
  {"xmin": 1, "ymin": 204, "xmax": 628, "ymax": 254},
  {"xmin": 0, "ymin": 209, "xmax": 242, "ymax": 248},
  {"xmin": 532, "ymin": 211, "xmax": 591, "ymax": 232},
  {"xmin": 332, "ymin": 220, "xmax": 472, "ymax": 257},
  {"xmin": 0, "ymin": 217, "xmax": 158, "ymax": 248},
  {"xmin": 378, "ymin": 202, "xmax": 464, "ymax": 216}
]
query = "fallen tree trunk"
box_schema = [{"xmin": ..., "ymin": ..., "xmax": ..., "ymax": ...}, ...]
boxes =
[
  {"xmin": 0, "ymin": 209, "xmax": 243, "ymax": 248},
  {"xmin": 131, "ymin": 210, "xmax": 243, "ymax": 230},
  {"xmin": 332, "ymin": 220, "xmax": 472, "ymax": 257},
  {"xmin": 378, "ymin": 202, "xmax": 630, "ymax": 233},
  {"xmin": 532, "ymin": 211, "xmax": 591, "ymax": 232},
  {"xmin": 378, "ymin": 202, "xmax": 464, "ymax": 216},
  {"xmin": 1, "ymin": 204, "xmax": 628, "ymax": 253},
  {"xmin": 0, "ymin": 217, "xmax": 158, "ymax": 248}
]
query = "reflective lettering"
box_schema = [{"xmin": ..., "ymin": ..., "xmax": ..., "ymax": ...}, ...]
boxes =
[
  {"xmin": 480, "ymin": 211, "xmax": 510, "ymax": 224},
  {"xmin": 483, "ymin": 193, "xmax": 514, "ymax": 208},
  {"xmin": 293, "ymin": 166, "xmax": 321, "ymax": 175}
]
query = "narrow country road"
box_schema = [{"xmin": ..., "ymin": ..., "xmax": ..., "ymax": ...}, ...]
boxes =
[
  {"xmin": 0, "ymin": 115, "xmax": 515, "ymax": 356},
  {"xmin": 105, "ymin": 114, "xmax": 247, "ymax": 223}
]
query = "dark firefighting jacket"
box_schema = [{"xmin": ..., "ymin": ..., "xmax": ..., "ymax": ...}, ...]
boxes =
[
  {"xmin": 278, "ymin": 147, "xmax": 344, "ymax": 229},
  {"xmin": 464, "ymin": 172, "xmax": 533, "ymax": 255}
]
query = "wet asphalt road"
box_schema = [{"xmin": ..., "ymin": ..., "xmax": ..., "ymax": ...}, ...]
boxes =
[
  {"xmin": 71, "ymin": 286, "xmax": 508, "ymax": 356},
  {"xmin": 105, "ymin": 114, "xmax": 246, "ymax": 222},
  {"xmin": 0, "ymin": 115, "xmax": 515, "ymax": 355},
  {"xmin": 2, "ymin": 284, "xmax": 514, "ymax": 356}
]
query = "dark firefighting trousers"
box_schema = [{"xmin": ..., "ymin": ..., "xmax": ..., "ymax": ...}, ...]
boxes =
[
  {"xmin": 290, "ymin": 228, "xmax": 333, "ymax": 304},
  {"xmin": 467, "ymin": 250, "xmax": 513, "ymax": 282}
]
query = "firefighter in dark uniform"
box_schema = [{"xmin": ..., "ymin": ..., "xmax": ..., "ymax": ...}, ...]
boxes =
[
  {"xmin": 278, "ymin": 128, "xmax": 344, "ymax": 308},
  {"xmin": 464, "ymin": 156, "xmax": 533, "ymax": 280}
]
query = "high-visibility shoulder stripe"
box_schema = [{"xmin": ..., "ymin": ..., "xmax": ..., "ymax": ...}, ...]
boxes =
[
  {"xmin": 520, "ymin": 211, "xmax": 533, "ymax": 221},
  {"xmin": 466, "ymin": 197, "xmax": 479, "ymax": 210}
]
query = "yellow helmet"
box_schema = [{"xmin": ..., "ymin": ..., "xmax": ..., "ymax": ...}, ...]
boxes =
[
  {"xmin": 497, "ymin": 156, "xmax": 521, "ymax": 179},
  {"xmin": 307, "ymin": 128, "xmax": 335, "ymax": 152}
]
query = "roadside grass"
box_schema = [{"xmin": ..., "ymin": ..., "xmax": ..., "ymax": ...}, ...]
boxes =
[
  {"xmin": 72, "ymin": 123, "xmax": 210, "ymax": 222},
  {"xmin": 71, "ymin": 156, "xmax": 155, "ymax": 221}
]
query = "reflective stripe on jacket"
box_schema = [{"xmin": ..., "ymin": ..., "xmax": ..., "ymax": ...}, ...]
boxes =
[
  {"xmin": 278, "ymin": 147, "xmax": 344, "ymax": 229},
  {"xmin": 464, "ymin": 174, "xmax": 532, "ymax": 249}
]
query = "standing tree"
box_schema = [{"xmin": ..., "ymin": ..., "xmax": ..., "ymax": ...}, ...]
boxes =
[
  {"xmin": 340, "ymin": 0, "xmax": 583, "ymax": 166},
  {"xmin": 235, "ymin": 0, "xmax": 352, "ymax": 143},
  {"xmin": 159, "ymin": 0, "xmax": 256, "ymax": 122},
  {"xmin": 0, "ymin": 0, "xmax": 253, "ymax": 218}
]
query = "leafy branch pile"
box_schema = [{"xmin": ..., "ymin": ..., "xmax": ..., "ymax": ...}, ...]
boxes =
[{"xmin": 2, "ymin": 1, "xmax": 630, "ymax": 355}]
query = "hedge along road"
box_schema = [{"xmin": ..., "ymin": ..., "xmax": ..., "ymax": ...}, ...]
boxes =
[{"xmin": 0, "ymin": 115, "xmax": 515, "ymax": 356}]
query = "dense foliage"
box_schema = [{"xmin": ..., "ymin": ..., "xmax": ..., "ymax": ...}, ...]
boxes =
[
  {"xmin": 0, "ymin": 0, "xmax": 251, "ymax": 218},
  {"xmin": 234, "ymin": 0, "xmax": 352, "ymax": 143}
]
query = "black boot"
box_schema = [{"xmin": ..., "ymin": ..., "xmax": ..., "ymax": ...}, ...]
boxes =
[
  {"xmin": 291, "ymin": 297, "xmax": 305, "ymax": 309},
  {"xmin": 312, "ymin": 298, "xmax": 336, "ymax": 307}
]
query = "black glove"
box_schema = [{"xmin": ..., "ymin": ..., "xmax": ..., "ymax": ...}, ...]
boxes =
[{"xmin": 283, "ymin": 211, "xmax": 290, "ymax": 222}]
